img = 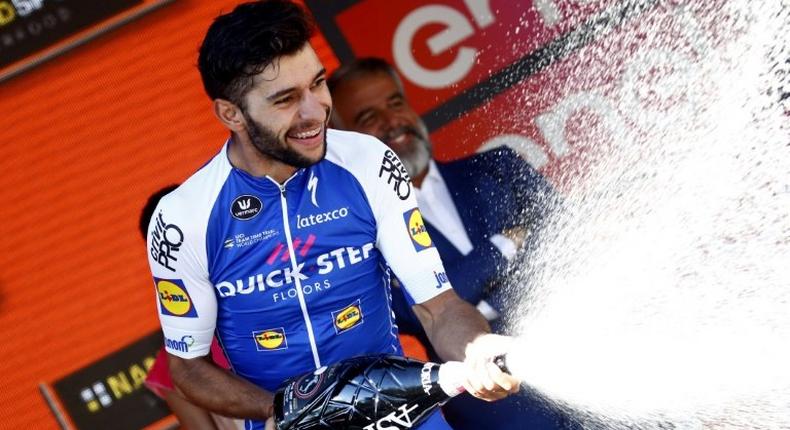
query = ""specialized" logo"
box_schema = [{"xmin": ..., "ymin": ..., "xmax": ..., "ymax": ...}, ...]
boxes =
[{"xmin": 307, "ymin": 171, "xmax": 319, "ymax": 207}]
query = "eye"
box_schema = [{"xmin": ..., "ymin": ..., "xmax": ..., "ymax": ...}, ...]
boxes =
[
  {"xmin": 357, "ymin": 112, "xmax": 377, "ymax": 128},
  {"xmin": 388, "ymin": 96, "xmax": 405, "ymax": 110},
  {"xmin": 274, "ymin": 95, "xmax": 294, "ymax": 105},
  {"xmin": 312, "ymin": 78, "xmax": 326, "ymax": 89}
]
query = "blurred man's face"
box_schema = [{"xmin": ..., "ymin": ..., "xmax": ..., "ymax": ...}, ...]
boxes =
[
  {"xmin": 240, "ymin": 44, "xmax": 332, "ymax": 168},
  {"xmin": 331, "ymin": 72, "xmax": 431, "ymax": 178}
]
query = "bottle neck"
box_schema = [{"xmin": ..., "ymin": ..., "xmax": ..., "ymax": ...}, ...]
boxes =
[{"xmin": 433, "ymin": 361, "xmax": 466, "ymax": 398}]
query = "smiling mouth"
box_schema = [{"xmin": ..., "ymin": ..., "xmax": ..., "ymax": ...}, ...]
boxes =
[
  {"xmin": 389, "ymin": 133, "xmax": 408, "ymax": 144},
  {"xmin": 288, "ymin": 126, "xmax": 322, "ymax": 140},
  {"xmin": 384, "ymin": 126, "xmax": 422, "ymax": 147}
]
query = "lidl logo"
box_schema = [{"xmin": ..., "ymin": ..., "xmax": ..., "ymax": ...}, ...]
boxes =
[
  {"xmin": 155, "ymin": 278, "xmax": 198, "ymax": 318},
  {"xmin": 332, "ymin": 300, "xmax": 363, "ymax": 334},
  {"xmin": 253, "ymin": 328, "xmax": 287, "ymax": 351},
  {"xmin": 403, "ymin": 208, "xmax": 433, "ymax": 251}
]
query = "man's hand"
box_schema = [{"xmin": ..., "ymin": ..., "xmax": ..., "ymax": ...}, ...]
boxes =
[
  {"xmin": 501, "ymin": 225, "xmax": 529, "ymax": 250},
  {"xmin": 461, "ymin": 334, "xmax": 521, "ymax": 401},
  {"xmin": 265, "ymin": 417, "xmax": 276, "ymax": 430}
]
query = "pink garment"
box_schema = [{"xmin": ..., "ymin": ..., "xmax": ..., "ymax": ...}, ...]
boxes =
[{"xmin": 144, "ymin": 337, "xmax": 229, "ymax": 399}]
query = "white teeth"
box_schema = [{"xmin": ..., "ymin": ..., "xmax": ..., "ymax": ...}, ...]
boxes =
[{"xmin": 291, "ymin": 127, "xmax": 321, "ymax": 139}]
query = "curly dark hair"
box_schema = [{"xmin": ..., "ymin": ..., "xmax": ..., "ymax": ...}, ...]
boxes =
[
  {"xmin": 197, "ymin": 0, "xmax": 315, "ymax": 106},
  {"xmin": 327, "ymin": 57, "xmax": 404, "ymax": 94}
]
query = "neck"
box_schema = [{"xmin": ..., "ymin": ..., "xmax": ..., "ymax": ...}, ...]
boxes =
[{"xmin": 227, "ymin": 134, "xmax": 297, "ymax": 184}]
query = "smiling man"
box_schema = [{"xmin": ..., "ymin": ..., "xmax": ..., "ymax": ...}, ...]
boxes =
[{"xmin": 145, "ymin": 2, "xmax": 520, "ymax": 430}]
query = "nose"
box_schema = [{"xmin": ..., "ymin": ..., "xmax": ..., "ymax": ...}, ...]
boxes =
[
  {"xmin": 378, "ymin": 109, "xmax": 405, "ymax": 138},
  {"xmin": 298, "ymin": 89, "xmax": 329, "ymax": 123}
]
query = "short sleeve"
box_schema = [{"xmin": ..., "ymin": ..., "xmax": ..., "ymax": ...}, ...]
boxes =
[
  {"xmin": 147, "ymin": 192, "xmax": 217, "ymax": 358},
  {"xmin": 325, "ymin": 130, "xmax": 453, "ymax": 303}
]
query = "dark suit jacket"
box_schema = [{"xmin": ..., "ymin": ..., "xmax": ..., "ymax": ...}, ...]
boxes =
[
  {"xmin": 394, "ymin": 146, "xmax": 554, "ymax": 329},
  {"xmin": 391, "ymin": 147, "xmax": 576, "ymax": 430}
]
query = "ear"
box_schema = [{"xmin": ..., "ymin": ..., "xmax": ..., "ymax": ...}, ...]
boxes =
[{"xmin": 213, "ymin": 99, "xmax": 246, "ymax": 133}]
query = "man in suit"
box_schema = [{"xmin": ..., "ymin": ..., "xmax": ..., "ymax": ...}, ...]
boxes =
[{"xmin": 329, "ymin": 58, "xmax": 575, "ymax": 430}]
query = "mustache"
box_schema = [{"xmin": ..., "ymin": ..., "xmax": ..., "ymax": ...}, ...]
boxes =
[
  {"xmin": 383, "ymin": 125, "xmax": 423, "ymax": 142},
  {"xmin": 288, "ymin": 122, "xmax": 324, "ymax": 134}
]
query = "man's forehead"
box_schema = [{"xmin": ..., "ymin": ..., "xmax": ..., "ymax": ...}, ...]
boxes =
[
  {"xmin": 250, "ymin": 46, "xmax": 323, "ymax": 94},
  {"xmin": 350, "ymin": 71, "xmax": 399, "ymax": 92}
]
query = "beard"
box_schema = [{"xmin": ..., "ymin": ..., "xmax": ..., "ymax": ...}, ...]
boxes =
[
  {"xmin": 243, "ymin": 111, "xmax": 327, "ymax": 169},
  {"xmin": 383, "ymin": 125, "xmax": 432, "ymax": 178}
]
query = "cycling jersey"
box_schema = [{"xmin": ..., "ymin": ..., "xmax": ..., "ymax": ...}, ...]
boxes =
[{"xmin": 147, "ymin": 129, "xmax": 453, "ymax": 429}]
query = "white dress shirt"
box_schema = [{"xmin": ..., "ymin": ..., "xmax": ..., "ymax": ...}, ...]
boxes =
[
  {"xmin": 414, "ymin": 161, "xmax": 517, "ymax": 320},
  {"xmin": 414, "ymin": 161, "xmax": 517, "ymax": 260}
]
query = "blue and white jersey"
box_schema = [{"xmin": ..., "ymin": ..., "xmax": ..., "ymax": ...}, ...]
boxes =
[{"xmin": 147, "ymin": 129, "xmax": 452, "ymax": 427}]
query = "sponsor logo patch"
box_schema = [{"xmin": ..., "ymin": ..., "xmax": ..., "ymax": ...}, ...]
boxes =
[
  {"xmin": 266, "ymin": 234, "xmax": 317, "ymax": 264},
  {"xmin": 403, "ymin": 208, "xmax": 433, "ymax": 251},
  {"xmin": 149, "ymin": 211, "xmax": 183, "ymax": 272},
  {"xmin": 307, "ymin": 171, "xmax": 319, "ymax": 207},
  {"xmin": 223, "ymin": 229, "xmax": 278, "ymax": 249},
  {"xmin": 433, "ymin": 271, "xmax": 449, "ymax": 288},
  {"xmin": 296, "ymin": 207, "xmax": 349, "ymax": 229},
  {"xmin": 379, "ymin": 149, "xmax": 411, "ymax": 200},
  {"xmin": 253, "ymin": 328, "xmax": 287, "ymax": 351},
  {"xmin": 231, "ymin": 195, "xmax": 262, "ymax": 220},
  {"xmin": 332, "ymin": 300, "xmax": 363, "ymax": 334},
  {"xmin": 165, "ymin": 335, "xmax": 195, "ymax": 353},
  {"xmin": 155, "ymin": 278, "xmax": 198, "ymax": 318},
  {"xmin": 215, "ymin": 240, "xmax": 374, "ymax": 301}
]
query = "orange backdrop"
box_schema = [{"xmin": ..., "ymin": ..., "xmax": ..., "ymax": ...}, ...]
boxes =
[{"xmin": 0, "ymin": 1, "xmax": 338, "ymax": 428}]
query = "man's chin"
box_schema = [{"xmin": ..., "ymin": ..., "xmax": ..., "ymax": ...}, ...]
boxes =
[{"xmin": 292, "ymin": 140, "xmax": 327, "ymax": 168}]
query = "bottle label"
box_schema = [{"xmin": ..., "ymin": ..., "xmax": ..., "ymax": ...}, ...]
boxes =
[
  {"xmin": 420, "ymin": 362, "xmax": 437, "ymax": 395},
  {"xmin": 363, "ymin": 403, "xmax": 420, "ymax": 430},
  {"xmin": 295, "ymin": 366, "xmax": 327, "ymax": 399}
]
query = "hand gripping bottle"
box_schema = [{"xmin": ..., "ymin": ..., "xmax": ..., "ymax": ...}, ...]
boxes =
[{"xmin": 273, "ymin": 354, "xmax": 509, "ymax": 430}]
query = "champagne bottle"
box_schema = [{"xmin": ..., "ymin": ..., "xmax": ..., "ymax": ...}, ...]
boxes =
[{"xmin": 273, "ymin": 354, "xmax": 475, "ymax": 430}]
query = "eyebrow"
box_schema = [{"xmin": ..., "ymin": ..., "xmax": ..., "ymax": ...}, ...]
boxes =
[
  {"xmin": 266, "ymin": 68, "xmax": 326, "ymax": 102},
  {"xmin": 353, "ymin": 108, "xmax": 374, "ymax": 125},
  {"xmin": 352, "ymin": 92, "xmax": 403, "ymax": 125}
]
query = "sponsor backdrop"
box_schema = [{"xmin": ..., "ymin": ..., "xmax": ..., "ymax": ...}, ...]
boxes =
[
  {"xmin": 305, "ymin": 0, "xmax": 730, "ymax": 186},
  {"xmin": 0, "ymin": 1, "xmax": 337, "ymax": 428},
  {"xmin": 0, "ymin": 0, "xmax": 723, "ymax": 427},
  {"xmin": 0, "ymin": 0, "xmax": 178, "ymax": 82}
]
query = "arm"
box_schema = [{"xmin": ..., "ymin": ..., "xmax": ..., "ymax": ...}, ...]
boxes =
[
  {"xmin": 413, "ymin": 290, "xmax": 521, "ymax": 401},
  {"xmin": 439, "ymin": 241, "xmax": 507, "ymax": 305},
  {"xmin": 146, "ymin": 189, "xmax": 275, "ymax": 424},
  {"xmin": 168, "ymin": 354, "xmax": 273, "ymax": 420},
  {"xmin": 436, "ymin": 148, "xmax": 554, "ymax": 305},
  {"xmin": 411, "ymin": 290, "xmax": 489, "ymax": 361},
  {"xmin": 349, "ymin": 137, "xmax": 520, "ymax": 399}
]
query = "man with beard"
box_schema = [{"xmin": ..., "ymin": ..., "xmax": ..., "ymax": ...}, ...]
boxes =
[
  {"xmin": 329, "ymin": 58, "xmax": 576, "ymax": 430},
  {"xmin": 146, "ymin": 2, "xmax": 521, "ymax": 430}
]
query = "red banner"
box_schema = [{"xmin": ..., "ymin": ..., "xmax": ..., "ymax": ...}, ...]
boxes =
[{"xmin": 309, "ymin": 0, "xmax": 734, "ymax": 174}]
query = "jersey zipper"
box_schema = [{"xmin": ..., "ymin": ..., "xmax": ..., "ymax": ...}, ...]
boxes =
[{"xmin": 275, "ymin": 178, "xmax": 322, "ymax": 369}]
